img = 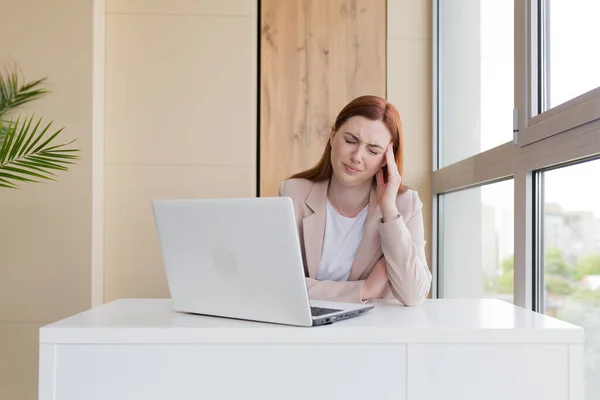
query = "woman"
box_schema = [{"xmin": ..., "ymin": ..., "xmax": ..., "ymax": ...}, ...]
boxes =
[{"xmin": 278, "ymin": 95, "xmax": 431, "ymax": 306}]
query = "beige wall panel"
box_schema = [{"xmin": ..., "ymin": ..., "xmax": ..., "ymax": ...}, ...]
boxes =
[
  {"xmin": 0, "ymin": 322, "xmax": 47, "ymax": 400},
  {"xmin": 260, "ymin": 0, "xmax": 386, "ymax": 197},
  {"xmin": 387, "ymin": 37, "xmax": 432, "ymax": 175},
  {"xmin": 104, "ymin": 165, "xmax": 255, "ymax": 301},
  {"xmin": 387, "ymin": 0, "xmax": 431, "ymax": 39},
  {"xmin": 387, "ymin": 2, "xmax": 432, "ymax": 274},
  {"xmin": 0, "ymin": 0, "xmax": 92, "ymax": 323},
  {"xmin": 105, "ymin": 14, "xmax": 256, "ymax": 166},
  {"xmin": 107, "ymin": 0, "xmax": 255, "ymax": 16},
  {"xmin": 0, "ymin": 182, "xmax": 91, "ymax": 321}
]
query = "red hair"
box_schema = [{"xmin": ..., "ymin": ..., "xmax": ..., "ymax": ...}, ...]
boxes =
[{"xmin": 289, "ymin": 95, "xmax": 407, "ymax": 192}]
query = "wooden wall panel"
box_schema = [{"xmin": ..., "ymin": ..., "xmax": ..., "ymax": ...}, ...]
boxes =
[{"xmin": 260, "ymin": 0, "xmax": 386, "ymax": 197}]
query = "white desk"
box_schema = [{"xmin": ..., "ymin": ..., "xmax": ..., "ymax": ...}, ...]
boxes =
[{"xmin": 39, "ymin": 298, "xmax": 584, "ymax": 400}]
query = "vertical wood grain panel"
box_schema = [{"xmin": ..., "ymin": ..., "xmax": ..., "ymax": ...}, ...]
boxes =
[{"xmin": 260, "ymin": 0, "xmax": 386, "ymax": 197}]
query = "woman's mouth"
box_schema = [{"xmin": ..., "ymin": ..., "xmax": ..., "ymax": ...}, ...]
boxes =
[{"xmin": 343, "ymin": 163, "xmax": 360, "ymax": 174}]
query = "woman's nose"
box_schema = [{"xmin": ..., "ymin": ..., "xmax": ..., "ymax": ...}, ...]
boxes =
[{"xmin": 350, "ymin": 147, "xmax": 365, "ymax": 163}]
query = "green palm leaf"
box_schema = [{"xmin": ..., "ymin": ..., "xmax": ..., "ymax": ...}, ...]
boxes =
[
  {"xmin": 0, "ymin": 63, "xmax": 49, "ymax": 149},
  {"xmin": 0, "ymin": 115, "xmax": 80, "ymax": 189},
  {"xmin": 0, "ymin": 64, "xmax": 48, "ymax": 116}
]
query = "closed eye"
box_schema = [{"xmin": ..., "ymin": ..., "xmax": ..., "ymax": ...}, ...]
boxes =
[{"xmin": 345, "ymin": 139, "xmax": 380, "ymax": 155}]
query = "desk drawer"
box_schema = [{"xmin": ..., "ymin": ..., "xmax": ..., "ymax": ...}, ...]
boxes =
[
  {"xmin": 407, "ymin": 344, "xmax": 569, "ymax": 400},
  {"xmin": 48, "ymin": 343, "xmax": 407, "ymax": 400}
]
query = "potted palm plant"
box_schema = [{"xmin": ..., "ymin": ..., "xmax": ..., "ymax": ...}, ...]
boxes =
[{"xmin": 0, "ymin": 63, "xmax": 80, "ymax": 188}]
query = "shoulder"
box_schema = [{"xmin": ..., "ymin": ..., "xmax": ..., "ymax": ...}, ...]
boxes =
[
  {"xmin": 278, "ymin": 178, "xmax": 315, "ymax": 198},
  {"xmin": 394, "ymin": 187, "xmax": 424, "ymax": 219},
  {"xmin": 278, "ymin": 178, "xmax": 315, "ymax": 222}
]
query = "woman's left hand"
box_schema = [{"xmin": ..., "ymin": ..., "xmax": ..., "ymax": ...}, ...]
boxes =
[{"xmin": 376, "ymin": 143, "xmax": 401, "ymax": 222}]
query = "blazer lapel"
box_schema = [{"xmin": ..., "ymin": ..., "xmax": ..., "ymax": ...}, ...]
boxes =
[
  {"xmin": 302, "ymin": 180, "xmax": 328, "ymax": 278},
  {"xmin": 349, "ymin": 186, "xmax": 382, "ymax": 280}
]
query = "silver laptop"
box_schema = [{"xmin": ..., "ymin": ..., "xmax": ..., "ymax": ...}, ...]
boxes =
[{"xmin": 152, "ymin": 196, "xmax": 374, "ymax": 327}]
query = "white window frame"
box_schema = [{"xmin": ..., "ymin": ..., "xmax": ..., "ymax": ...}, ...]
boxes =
[{"xmin": 432, "ymin": 0, "xmax": 600, "ymax": 310}]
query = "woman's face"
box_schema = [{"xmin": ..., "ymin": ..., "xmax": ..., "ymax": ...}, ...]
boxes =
[{"xmin": 329, "ymin": 116, "xmax": 392, "ymax": 188}]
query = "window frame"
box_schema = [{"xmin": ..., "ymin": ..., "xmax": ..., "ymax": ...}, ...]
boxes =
[{"xmin": 517, "ymin": 0, "xmax": 600, "ymax": 147}]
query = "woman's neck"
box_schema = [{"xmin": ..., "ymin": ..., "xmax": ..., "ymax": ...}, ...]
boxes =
[{"xmin": 327, "ymin": 177, "xmax": 371, "ymax": 217}]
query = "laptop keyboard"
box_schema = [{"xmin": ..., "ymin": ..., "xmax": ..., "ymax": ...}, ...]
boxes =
[{"xmin": 311, "ymin": 306, "xmax": 343, "ymax": 317}]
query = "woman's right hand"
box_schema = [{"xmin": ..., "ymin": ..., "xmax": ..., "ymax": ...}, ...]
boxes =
[{"xmin": 361, "ymin": 258, "xmax": 389, "ymax": 300}]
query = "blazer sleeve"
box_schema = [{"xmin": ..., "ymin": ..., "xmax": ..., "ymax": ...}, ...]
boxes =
[
  {"xmin": 378, "ymin": 190, "xmax": 432, "ymax": 306},
  {"xmin": 279, "ymin": 180, "xmax": 367, "ymax": 304},
  {"xmin": 305, "ymin": 278, "xmax": 366, "ymax": 304}
]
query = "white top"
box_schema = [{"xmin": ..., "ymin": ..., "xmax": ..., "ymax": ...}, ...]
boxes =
[
  {"xmin": 315, "ymin": 200, "xmax": 368, "ymax": 281},
  {"xmin": 39, "ymin": 298, "xmax": 584, "ymax": 345}
]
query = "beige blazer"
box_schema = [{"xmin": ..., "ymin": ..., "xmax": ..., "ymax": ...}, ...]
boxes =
[{"xmin": 278, "ymin": 178, "xmax": 432, "ymax": 306}]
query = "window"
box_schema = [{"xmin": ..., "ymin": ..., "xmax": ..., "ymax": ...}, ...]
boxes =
[
  {"xmin": 540, "ymin": 159, "xmax": 600, "ymax": 397},
  {"xmin": 545, "ymin": 0, "xmax": 600, "ymax": 109},
  {"xmin": 434, "ymin": 0, "xmax": 600, "ymax": 304},
  {"xmin": 438, "ymin": 0, "xmax": 514, "ymax": 167},
  {"xmin": 517, "ymin": 0, "xmax": 600, "ymax": 146},
  {"xmin": 439, "ymin": 179, "xmax": 514, "ymax": 303}
]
